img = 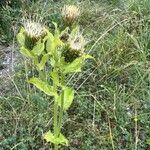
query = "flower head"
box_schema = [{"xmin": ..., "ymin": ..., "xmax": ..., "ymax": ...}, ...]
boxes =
[
  {"xmin": 23, "ymin": 19, "xmax": 45, "ymax": 39},
  {"xmin": 62, "ymin": 5, "xmax": 80, "ymax": 23},
  {"xmin": 69, "ymin": 32, "xmax": 86, "ymax": 51},
  {"xmin": 62, "ymin": 32, "xmax": 86, "ymax": 62}
]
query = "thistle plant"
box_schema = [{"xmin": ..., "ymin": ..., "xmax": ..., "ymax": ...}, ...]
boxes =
[{"xmin": 17, "ymin": 7, "xmax": 93, "ymax": 150}]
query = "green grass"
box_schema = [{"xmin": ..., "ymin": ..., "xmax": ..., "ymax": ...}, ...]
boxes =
[{"xmin": 0, "ymin": 0, "xmax": 150, "ymax": 149}]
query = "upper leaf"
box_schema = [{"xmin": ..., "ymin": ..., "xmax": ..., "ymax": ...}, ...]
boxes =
[
  {"xmin": 46, "ymin": 32, "xmax": 54, "ymax": 54},
  {"xmin": 58, "ymin": 87, "xmax": 74, "ymax": 111},
  {"xmin": 20, "ymin": 47, "xmax": 35, "ymax": 58},
  {"xmin": 36, "ymin": 54, "xmax": 49, "ymax": 70},
  {"xmin": 17, "ymin": 27, "xmax": 26, "ymax": 47},
  {"xmin": 46, "ymin": 24, "xmax": 62, "ymax": 55},
  {"xmin": 63, "ymin": 56, "xmax": 83, "ymax": 74},
  {"xmin": 28, "ymin": 78, "xmax": 56, "ymax": 96},
  {"xmin": 31, "ymin": 39, "xmax": 45, "ymax": 56},
  {"xmin": 63, "ymin": 54, "xmax": 94, "ymax": 74},
  {"xmin": 50, "ymin": 70, "xmax": 60, "ymax": 86}
]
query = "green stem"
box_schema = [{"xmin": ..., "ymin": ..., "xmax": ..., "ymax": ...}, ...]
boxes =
[
  {"xmin": 53, "ymin": 63, "xmax": 65, "ymax": 150},
  {"xmin": 57, "ymin": 73, "xmax": 65, "ymax": 136},
  {"xmin": 53, "ymin": 67, "xmax": 59, "ymax": 149},
  {"xmin": 54, "ymin": 95, "xmax": 59, "ymax": 150},
  {"xmin": 54, "ymin": 95, "xmax": 58, "ymax": 135},
  {"xmin": 54, "ymin": 144, "xmax": 59, "ymax": 150},
  {"xmin": 58, "ymin": 90, "xmax": 64, "ymax": 134}
]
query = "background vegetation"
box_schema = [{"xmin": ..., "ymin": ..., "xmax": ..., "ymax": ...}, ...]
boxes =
[{"xmin": 0, "ymin": 0, "xmax": 150, "ymax": 149}]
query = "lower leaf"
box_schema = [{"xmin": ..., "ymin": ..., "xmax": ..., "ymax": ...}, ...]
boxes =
[{"xmin": 44, "ymin": 131, "xmax": 69, "ymax": 146}]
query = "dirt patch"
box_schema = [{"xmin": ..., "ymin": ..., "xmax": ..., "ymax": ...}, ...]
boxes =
[
  {"xmin": 0, "ymin": 45, "xmax": 21, "ymax": 96},
  {"xmin": 0, "ymin": 45, "xmax": 20, "ymax": 78}
]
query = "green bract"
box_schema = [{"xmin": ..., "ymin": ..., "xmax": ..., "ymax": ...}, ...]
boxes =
[{"xmin": 17, "ymin": 21, "xmax": 93, "ymax": 149}]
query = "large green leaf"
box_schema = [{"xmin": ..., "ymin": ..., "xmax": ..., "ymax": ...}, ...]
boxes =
[
  {"xmin": 58, "ymin": 87, "xmax": 74, "ymax": 111},
  {"xmin": 28, "ymin": 78, "xmax": 56, "ymax": 96},
  {"xmin": 31, "ymin": 39, "xmax": 45, "ymax": 56},
  {"xmin": 146, "ymin": 138, "xmax": 150, "ymax": 145},
  {"xmin": 20, "ymin": 47, "xmax": 35, "ymax": 58},
  {"xmin": 63, "ymin": 54, "xmax": 94, "ymax": 74},
  {"xmin": 17, "ymin": 27, "xmax": 25, "ymax": 47},
  {"xmin": 63, "ymin": 57, "xmax": 83, "ymax": 74},
  {"xmin": 44, "ymin": 131, "xmax": 69, "ymax": 146},
  {"xmin": 36, "ymin": 54, "xmax": 49, "ymax": 70}
]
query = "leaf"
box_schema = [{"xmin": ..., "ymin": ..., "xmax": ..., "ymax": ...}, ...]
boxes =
[
  {"xmin": 50, "ymin": 70, "xmax": 60, "ymax": 86},
  {"xmin": 56, "ymin": 133, "xmax": 69, "ymax": 146},
  {"xmin": 37, "ymin": 54, "xmax": 49, "ymax": 70},
  {"xmin": 17, "ymin": 27, "xmax": 25, "ymax": 47},
  {"xmin": 83, "ymin": 54, "xmax": 94, "ymax": 60},
  {"xmin": 46, "ymin": 25, "xmax": 63, "ymax": 55},
  {"xmin": 46, "ymin": 35, "xmax": 61, "ymax": 54},
  {"xmin": 63, "ymin": 57, "xmax": 83, "ymax": 74},
  {"xmin": 31, "ymin": 39, "xmax": 45, "ymax": 56},
  {"xmin": 70, "ymin": 26, "xmax": 80, "ymax": 38},
  {"xmin": 44, "ymin": 131, "xmax": 55, "ymax": 144},
  {"xmin": 52, "ymin": 22, "xmax": 60, "ymax": 36},
  {"xmin": 63, "ymin": 54, "xmax": 94, "ymax": 74},
  {"xmin": 20, "ymin": 47, "xmax": 35, "ymax": 58},
  {"xmin": 28, "ymin": 78, "xmax": 56, "ymax": 96},
  {"xmin": 46, "ymin": 30, "xmax": 54, "ymax": 53},
  {"xmin": 60, "ymin": 27, "xmax": 69, "ymax": 37},
  {"xmin": 58, "ymin": 87, "xmax": 74, "ymax": 111},
  {"xmin": 146, "ymin": 138, "xmax": 150, "ymax": 145},
  {"xmin": 46, "ymin": 37, "xmax": 55, "ymax": 54},
  {"xmin": 44, "ymin": 131, "xmax": 69, "ymax": 146}
]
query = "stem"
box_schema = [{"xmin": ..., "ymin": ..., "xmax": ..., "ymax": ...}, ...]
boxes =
[
  {"xmin": 53, "ymin": 62, "xmax": 65, "ymax": 150},
  {"xmin": 54, "ymin": 144, "xmax": 58, "ymax": 150},
  {"xmin": 53, "ymin": 66, "xmax": 60, "ymax": 150},
  {"xmin": 54, "ymin": 96, "xmax": 58, "ymax": 135},
  {"xmin": 58, "ymin": 90, "xmax": 64, "ymax": 134},
  {"xmin": 53, "ymin": 95, "xmax": 59, "ymax": 150},
  {"xmin": 58, "ymin": 73, "xmax": 65, "ymax": 135}
]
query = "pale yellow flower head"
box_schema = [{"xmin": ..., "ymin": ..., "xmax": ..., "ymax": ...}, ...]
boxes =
[
  {"xmin": 23, "ymin": 19, "xmax": 45, "ymax": 38},
  {"xmin": 62, "ymin": 5, "xmax": 80, "ymax": 23}
]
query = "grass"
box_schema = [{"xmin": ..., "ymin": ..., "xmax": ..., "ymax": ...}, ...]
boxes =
[{"xmin": 0, "ymin": 0, "xmax": 150, "ymax": 149}]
